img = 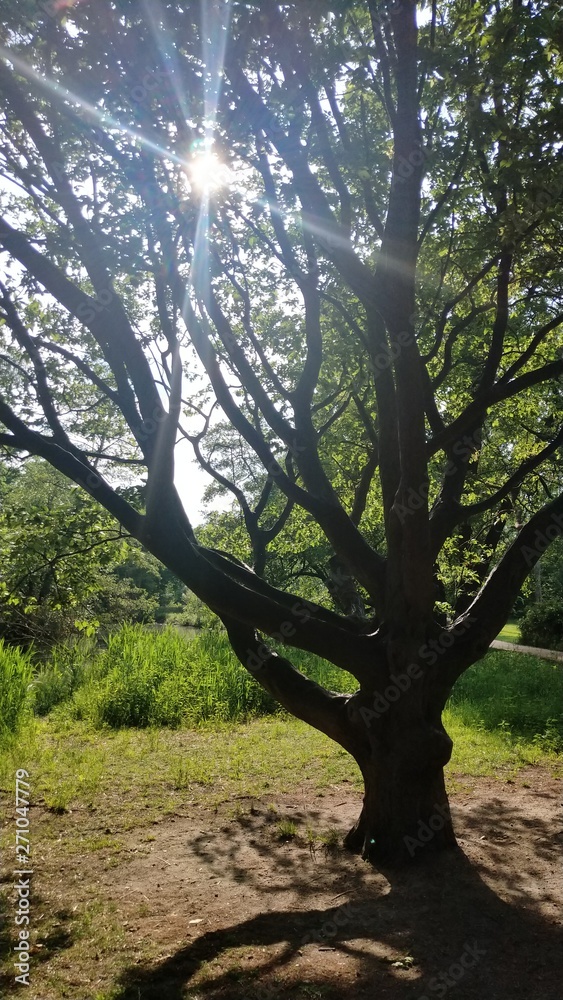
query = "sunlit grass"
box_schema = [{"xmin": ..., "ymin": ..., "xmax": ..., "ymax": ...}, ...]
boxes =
[
  {"xmin": 496, "ymin": 621, "xmax": 520, "ymax": 643},
  {"xmin": 0, "ymin": 627, "xmax": 561, "ymax": 828},
  {"xmin": 0, "ymin": 639, "xmax": 33, "ymax": 739},
  {"xmin": 0, "ymin": 706, "xmax": 560, "ymax": 839}
]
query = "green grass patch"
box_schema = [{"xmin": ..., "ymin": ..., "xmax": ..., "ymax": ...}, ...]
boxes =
[
  {"xmin": 1, "ymin": 625, "xmax": 561, "ymax": 784},
  {"xmin": 496, "ymin": 621, "xmax": 520, "ymax": 643},
  {"xmin": 0, "ymin": 714, "xmax": 360, "ymax": 827},
  {"xmin": 0, "ymin": 707, "xmax": 560, "ymax": 840},
  {"xmin": 24, "ymin": 625, "xmax": 358, "ymax": 731}
]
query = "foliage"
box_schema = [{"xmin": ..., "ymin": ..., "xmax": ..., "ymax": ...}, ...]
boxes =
[
  {"xmin": 0, "ymin": 460, "xmax": 125, "ymax": 646},
  {"xmin": 83, "ymin": 571, "xmax": 160, "ymax": 631},
  {"xmin": 0, "ymin": 460, "xmax": 185, "ymax": 647},
  {"xmin": 167, "ymin": 589, "xmax": 222, "ymax": 630},
  {"xmin": 535, "ymin": 538, "xmax": 563, "ymax": 604},
  {"xmin": 518, "ymin": 601, "xmax": 563, "ymax": 652},
  {"xmin": 0, "ymin": 1, "xmax": 561, "ymax": 644}
]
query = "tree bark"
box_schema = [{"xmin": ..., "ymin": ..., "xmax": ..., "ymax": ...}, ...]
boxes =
[{"xmin": 345, "ymin": 695, "xmax": 457, "ymax": 865}]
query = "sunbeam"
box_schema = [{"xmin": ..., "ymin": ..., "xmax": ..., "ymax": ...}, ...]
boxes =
[{"xmin": 0, "ymin": 45, "xmax": 182, "ymax": 168}]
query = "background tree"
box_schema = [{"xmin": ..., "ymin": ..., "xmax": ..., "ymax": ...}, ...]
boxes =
[
  {"xmin": 0, "ymin": 459, "xmax": 182, "ymax": 646},
  {"xmin": 0, "ymin": 0, "xmax": 562, "ymax": 862}
]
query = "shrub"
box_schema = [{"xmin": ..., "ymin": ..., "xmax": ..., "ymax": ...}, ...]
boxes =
[
  {"xmin": 519, "ymin": 601, "xmax": 563, "ymax": 651},
  {"xmin": 0, "ymin": 640, "xmax": 33, "ymax": 736}
]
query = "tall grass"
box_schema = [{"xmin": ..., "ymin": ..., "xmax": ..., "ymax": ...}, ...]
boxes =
[
  {"xmin": 0, "ymin": 639, "xmax": 33, "ymax": 738},
  {"xmin": 32, "ymin": 637, "xmax": 96, "ymax": 716},
  {"xmin": 63, "ymin": 626, "xmax": 359, "ymax": 729},
  {"xmin": 3, "ymin": 622, "xmax": 561, "ymax": 750},
  {"xmin": 68, "ymin": 625, "xmax": 278, "ymax": 727}
]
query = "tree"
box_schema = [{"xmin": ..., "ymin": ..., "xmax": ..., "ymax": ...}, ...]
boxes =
[
  {"xmin": 0, "ymin": 0, "xmax": 562, "ymax": 862},
  {"xmin": 0, "ymin": 459, "xmax": 167, "ymax": 646}
]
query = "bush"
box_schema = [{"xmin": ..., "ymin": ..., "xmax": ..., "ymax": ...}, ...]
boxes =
[
  {"xmin": 519, "ymin": 601, "xmax": 563, "ymax": 651},
  {"xmin": 0, "ymin": 599, "xmax": 83, "ymax": 653},
  {"xmin": 168, "ymin": 590, "xmax": 221, "ymax": 629},
  {"xmin": 0, "ymin": 640, "xmax": 33, "ymax": 736}
]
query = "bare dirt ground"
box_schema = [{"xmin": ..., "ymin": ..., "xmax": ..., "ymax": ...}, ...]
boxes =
[{"xmin": 3, "ymin": 767, "xmax": 562, "ymax": 999}]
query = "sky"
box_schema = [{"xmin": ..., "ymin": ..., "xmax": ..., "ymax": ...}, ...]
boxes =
[{"xmin": 174, "ymin": 438, "xmax": 216, "ymax": 526}]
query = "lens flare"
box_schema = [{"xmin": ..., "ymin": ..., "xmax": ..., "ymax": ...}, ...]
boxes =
[{"xmin": 187, "ymin": 145, "xmax": 230, "ymax": 194}]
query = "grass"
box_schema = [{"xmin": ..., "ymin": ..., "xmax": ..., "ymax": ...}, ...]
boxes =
[
  {"xmin": 32, "ymin": 636, "xmax": 96, "ymax": 716},
  {"xmin": 496, "ymin": 621, "xmax": 520, "ymax": 643},
  {"xmin": 0, "ymin": 654, "xmax": 561, "ymax": 999},
  {"xmin": 448, "ymin": 649, "xmax": 563, "ymax": 750},
  {"xmin": 0, "ymin": 625, "xmax": 561, "ymax": 820},
  {"xmin": 277, "ymin": 818, "xmax": 299, "ymax": 840},
  {"xmin": 0, "ymin": 715, "xmax": 362, "ymax": 826},
  {"xmin": 0, "ymin": 624, "xmax": 561, "ymax": 787},
  {"xmin": 11, "ymin": 621, "xmax": 561, "ymax": 750},
  {"xmin": 22, "ymin": 625, "xmax": 357, "ymax": 731},
  {"xmin": 0, "ymin": 624, "xmax": 561, "ymax": 1000},
  {"xmin": 0, "ymin": 687, "xmax": 560, "ymax": 838},
  {"xmin": 0, "ymin": 639, "xmax": 33, "ymax": 738}
]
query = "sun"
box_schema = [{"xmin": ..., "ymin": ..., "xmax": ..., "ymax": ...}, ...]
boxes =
[{"xmin": 187, "ymin": 145, "xmax": 230, "ymax": 194}]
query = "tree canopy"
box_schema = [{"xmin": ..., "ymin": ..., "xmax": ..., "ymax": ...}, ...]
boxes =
[{"xmin": 0, "ymin": 0, "xmax": 562, "ymax": 860}]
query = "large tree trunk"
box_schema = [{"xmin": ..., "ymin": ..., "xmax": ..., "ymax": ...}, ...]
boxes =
[
  {"xmin": 345, "ymin": 696, "xmax": 457, "ymax": 864},
  {"xmin": 226, "ymin": 618, "xmax": 460, "ymax": 867}
]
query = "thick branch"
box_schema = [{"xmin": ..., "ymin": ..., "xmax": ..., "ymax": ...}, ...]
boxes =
[
  {"xmin": 223, "ymin": 617, "xmax": 370, "ymax": 759},
  {"xmin": 443, "ymin": 491, "xmax": 563, "ymax": 684}
]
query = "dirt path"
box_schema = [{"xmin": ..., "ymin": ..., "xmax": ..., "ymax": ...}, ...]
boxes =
[{"xmin": 8, "ymin": 766, "xmax": 561, "ymax": 1000}]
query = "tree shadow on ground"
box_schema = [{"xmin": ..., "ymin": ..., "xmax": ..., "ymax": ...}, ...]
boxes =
[
  {"xmin": 0, "ymin": 879, "xmax": 74, "ymax": 992},
  {"xmin": 111, "ymin": 789, "xmax": 562, "ymax": 1000},
  {"xmin": 0, "ymin": 882, "xmax": 14, "ymax": 993}
]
